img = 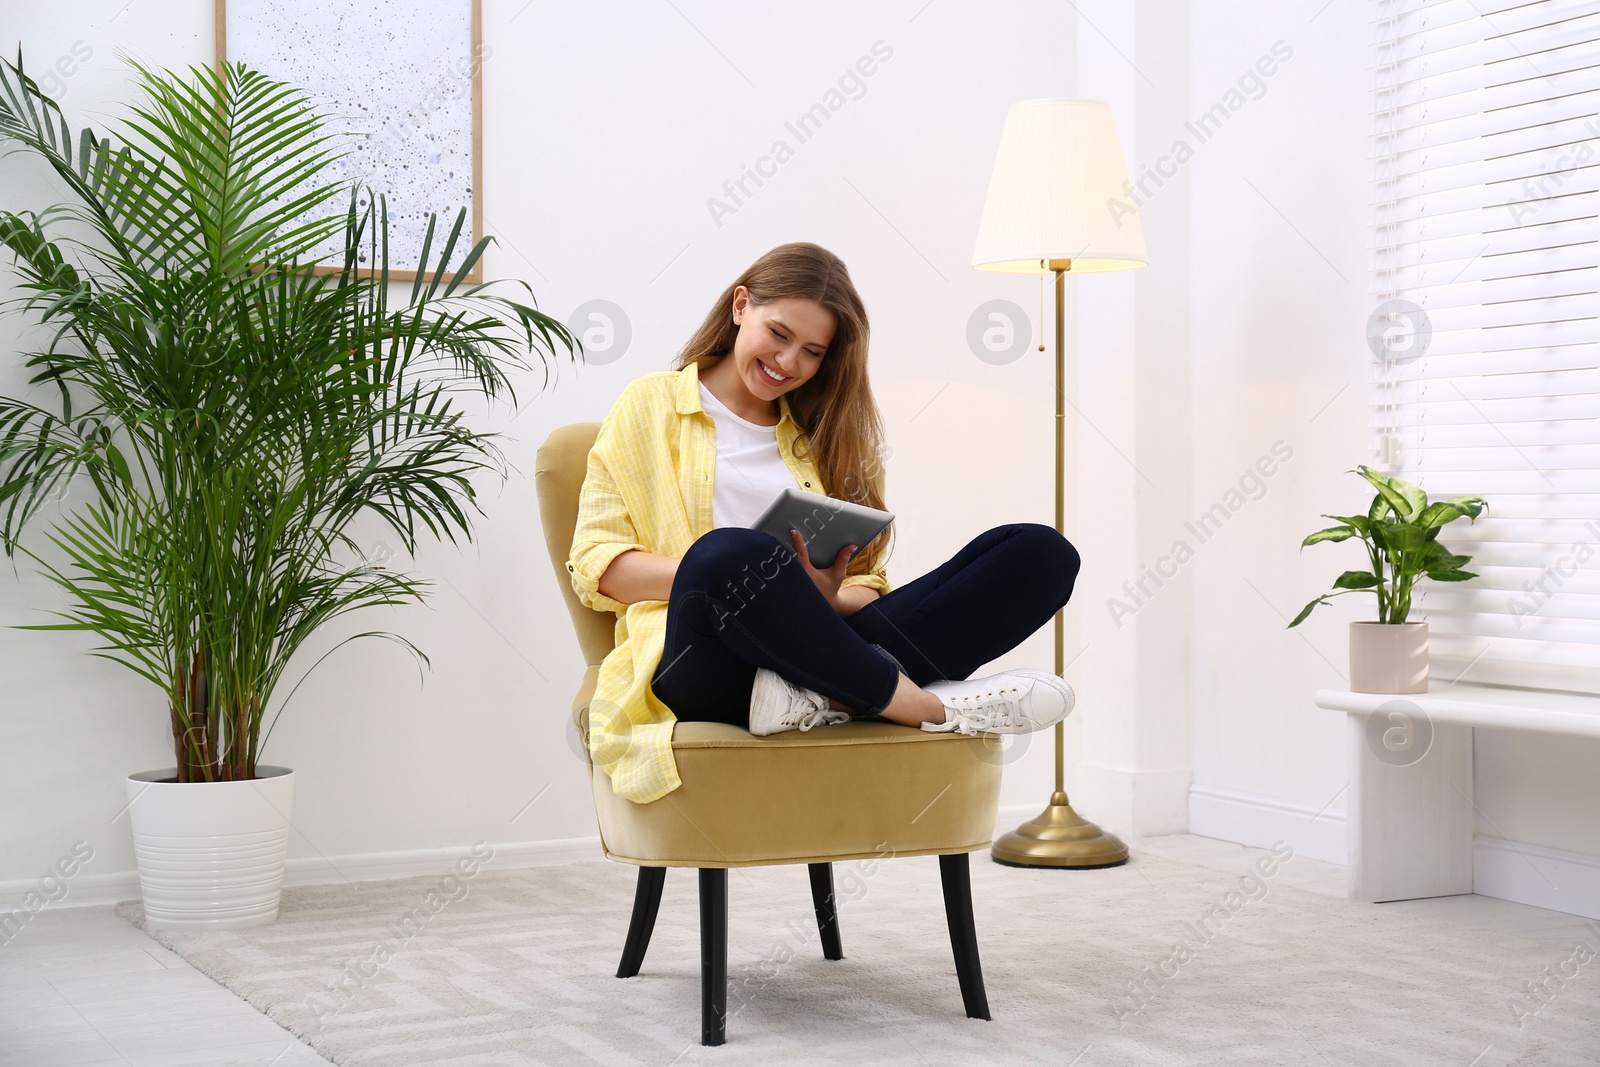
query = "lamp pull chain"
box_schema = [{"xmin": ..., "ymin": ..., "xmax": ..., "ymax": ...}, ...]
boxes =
[{"xmin": 1038, "ymin": 270, "xmax": 1046, "ymax": 351}]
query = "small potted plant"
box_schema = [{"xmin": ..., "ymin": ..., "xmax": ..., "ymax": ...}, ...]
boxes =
[{"xmin": 1290, "ymin": 465, "xmax": 1486, "ymax": 693}]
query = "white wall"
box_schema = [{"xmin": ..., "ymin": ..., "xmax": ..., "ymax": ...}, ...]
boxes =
[
  {"xmin": 1183, "ymin": 2, "xmax": 1373, "ymax": 857},
  {"xmin": 1065, "ymin": 0, "xmax": 1197, "ymax": 840},
  {"xmin": 1185, "ymin": 1, "xmax": 1600, "ymax": 875},
  {"xmin": 0, "ymin": 0, "xmax": 1088, "ymax": 894}
]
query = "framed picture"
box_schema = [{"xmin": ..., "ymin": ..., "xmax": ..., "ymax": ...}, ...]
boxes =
[{"xmin": 215, "ymin": 0, "xmax": 485, "ymax": 282}]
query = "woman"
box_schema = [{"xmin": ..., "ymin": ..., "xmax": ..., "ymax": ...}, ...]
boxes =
[{"xmin": 566, "ymin": 242, "xmax": 1081, "ymax": 805}]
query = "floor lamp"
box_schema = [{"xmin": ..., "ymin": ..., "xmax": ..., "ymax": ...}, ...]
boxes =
[{"xmin": 971, "ymin": 98, "xmax": 1148, "ymax": 869}]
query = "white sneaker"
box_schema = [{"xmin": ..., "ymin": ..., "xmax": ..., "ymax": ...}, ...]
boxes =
[
  {"xmin": 748, "ymin": 667, "xmax": 853, "ymax": 737},
  {"xmin": 920, "ymin": 668, "xmax": 1076, "ymax": 735}
]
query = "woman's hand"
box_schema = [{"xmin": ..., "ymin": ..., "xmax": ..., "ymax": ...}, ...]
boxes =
[{"xmin": 788, "ymin": 529, "xmax": 857, "ymax": 614}]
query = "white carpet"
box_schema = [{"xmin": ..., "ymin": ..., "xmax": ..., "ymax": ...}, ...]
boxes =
[{"xmin": 114, "ymin": 846, "xmax": 1600, "ymax": 1066}]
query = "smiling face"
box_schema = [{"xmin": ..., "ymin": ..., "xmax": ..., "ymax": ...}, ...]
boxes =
[{"xmin": 708, "ymin": 287, "xmax": 836, "ymax": 423}]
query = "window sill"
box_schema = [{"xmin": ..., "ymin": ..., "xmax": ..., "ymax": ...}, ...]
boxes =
[{"xmin": 1314, "ymin": 683, "xmax": 1600, "ymax": 739}]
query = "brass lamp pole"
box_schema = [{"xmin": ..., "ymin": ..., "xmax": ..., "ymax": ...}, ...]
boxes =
[
  {"xmin": 970, "ymin": 100, "xmax": 1148, "ymax": 869},
  {"xmin": 989, "ymin": 257, "xmax": 1127, "ymax": 869}
]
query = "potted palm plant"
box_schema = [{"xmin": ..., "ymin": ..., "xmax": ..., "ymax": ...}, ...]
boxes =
[
  {"xmin": 0, "ymin": 53, "xmax": 575, "ymax": 929},
  {"xmin": 1290, "ymin": 465, "xmax": 1486, "ymax": 693}
]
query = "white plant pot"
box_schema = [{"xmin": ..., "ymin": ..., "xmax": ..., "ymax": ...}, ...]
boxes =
[
  {"xmin": 125, "ymin": 766, "xmax": 295, "ymax": 931},
  {"xmin": 1349, "ymin": 621, "xmax": 1429, "ymax": 694}
]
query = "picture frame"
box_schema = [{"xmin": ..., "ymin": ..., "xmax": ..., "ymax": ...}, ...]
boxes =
[{"xmin": 214, "ymin": 0, "xmax": 485, "ymax": 283}]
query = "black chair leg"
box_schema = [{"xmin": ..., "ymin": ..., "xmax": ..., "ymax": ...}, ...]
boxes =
[
  {"xmin": 938, "ymin": 852, "xmax": 991, "ymax": 1021},
  {"xmin": 616, "ymin": 866, "xmax": 667, "ymax": 979},
  {"xmin": 699, "ymin": 868, "xmax": 728, "ymax": 1046},
  {"xmin": 807, "ymin": 862, "xmax": 845, "ymax": 960}
]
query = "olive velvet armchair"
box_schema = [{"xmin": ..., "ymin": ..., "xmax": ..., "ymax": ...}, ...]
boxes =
[{"xmin": 535, "ymin": 421, "xmax": 1004, "ymax": 1046}]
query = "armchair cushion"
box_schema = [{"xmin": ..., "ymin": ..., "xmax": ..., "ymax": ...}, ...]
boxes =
[{"xmin": 573, "ymin": 666, "xmax": 1003, "ymax": 867}]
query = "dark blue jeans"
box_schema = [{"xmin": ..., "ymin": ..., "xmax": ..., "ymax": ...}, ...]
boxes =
[{"xmin": 649, "ymin": 522, "xmax": 1081, "ymax": 726}]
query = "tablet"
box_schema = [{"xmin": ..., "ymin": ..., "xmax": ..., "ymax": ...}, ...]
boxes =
[{"xmin": 750, "ymin": 487, "xmax": 894, "ymax": 569}]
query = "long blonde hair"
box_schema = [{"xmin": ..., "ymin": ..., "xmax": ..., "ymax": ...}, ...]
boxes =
[{"xmin": 673, "ymin": 242, "xmax": 895, "ymax": 581}]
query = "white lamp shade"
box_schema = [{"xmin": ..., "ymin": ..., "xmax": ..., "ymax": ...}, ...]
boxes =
[{"xmin": 971, "ymin": 98, "xmax": 1148, "ymax": 273}]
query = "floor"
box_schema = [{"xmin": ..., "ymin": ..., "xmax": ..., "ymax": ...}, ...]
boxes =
[
  {"xmin": 0, "ymin": 900, "xmax": 335, "ymax": 1066},
  {"xmin": 2, "ymin": 833, "xmax": 1595, "ymax": 1066}
]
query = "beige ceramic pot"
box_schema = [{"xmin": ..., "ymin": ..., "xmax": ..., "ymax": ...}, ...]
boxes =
[{"xmin": 1349, "ymin": 620, "xmax": 1428, "ymax": 694}]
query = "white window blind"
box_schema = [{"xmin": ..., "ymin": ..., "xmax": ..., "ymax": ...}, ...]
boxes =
[{"xmin": 1372, "ymin": 0, "xmax": 1600, "ymax": 693}]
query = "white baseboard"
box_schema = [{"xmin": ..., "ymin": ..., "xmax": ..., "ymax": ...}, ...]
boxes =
[
  {"xmin": 1068, "ymin": 764, "xmax": 1193, "ymax": 839},
  {"xmin": 3, "ymin": 835, "xmax": 606, "ymax": 912},
  {"xmin": 0, "ymin": 870, "xmax": 146, "ymax": 913},
  {"xmin": 15, "ymin": 814, "xmax": 1134, "ymax": 913},
  {"xmin": 1184, "ymin": 785, "xmax": 1600, "ymax": 920},
  {"xmin": 993, "ymin": 803, "xmax": 1042, "ymax": 827},
  {"xmin": 1186, "ymin": 783, "xmax": 1347, "ymax": 865},
  {"xmin": 1474, "ymin": 834, "xmax": 1600, "ymax": 921},
  {"xmin": 282, "ymin": 835, "xmax": 605, "ymax": 886},
  {"xmin": 987, "ymin": 802, "xmax": 1140, "ymax": 847},
  {"xmin": 25, "ymin": 812, "xmax": 1597, "ymax": 923}
]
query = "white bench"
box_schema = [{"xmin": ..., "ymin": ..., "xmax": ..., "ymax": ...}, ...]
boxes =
[{"xmin": 1314, "ymin": 684, "xmax": 1600, "ymax": 903}]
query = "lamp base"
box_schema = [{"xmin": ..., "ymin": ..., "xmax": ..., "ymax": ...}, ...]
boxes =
[{"xmin": 991, "ymin": 791, "xmax": 1130, "ymax": 869}]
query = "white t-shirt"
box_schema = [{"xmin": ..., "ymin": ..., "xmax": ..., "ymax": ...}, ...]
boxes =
[{"xmin": 699, "ymin": 381, "xmax": 800, "ymax": 529}]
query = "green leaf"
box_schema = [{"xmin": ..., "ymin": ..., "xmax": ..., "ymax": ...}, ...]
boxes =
[
  {"xmin": 1302, "ymin": 525, "xmax": 1357, "ymax": 547},
  {"xmin": 1416, "ymin": 544, "xmax": 1474, "ymax": 572},
  {"xmin": 1323, "ymin": 513, "xmax": 1371, "ymax": 536},
  {"xmin": 1382, "ymin": 522, "xmax": 1426, "ymax": 551},
  {"xmin": 1289, "ymin": 595, "xmax": 1329, "ymax": 628},
  {"xmin": 104, "ymin": 443, "xmax": 132, "ymax": 491},
  {"xmin": 1356, "ymin": 465, "xmax": 1417, "ymax": 520},
  {"xmin": 1444, "ymin": 495, "xmax": 1488, "ymax": 522},
  {"xmin": 1417, "ymin": 500, "xmax": 1473, "ymax": 530},
  {"xmin": 1424, "ymin": 567, "xmax": 1478, "ymax": 582},
  {"xmin": 1333, "ymin": 570, "xmax": 1381, "ymax": 589},
  {"xmin": 1386, "ymin": 472, "xmax": 1428, "ymax": 521}
]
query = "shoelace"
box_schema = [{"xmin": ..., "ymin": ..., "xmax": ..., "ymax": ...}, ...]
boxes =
[
  {"xmin": 926, "ymin": 683, "xmax": 1029, "ymax": 735},
  {"xmin": 786, "ymin": 703, "xmax": 850, "ymax": 731}
]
